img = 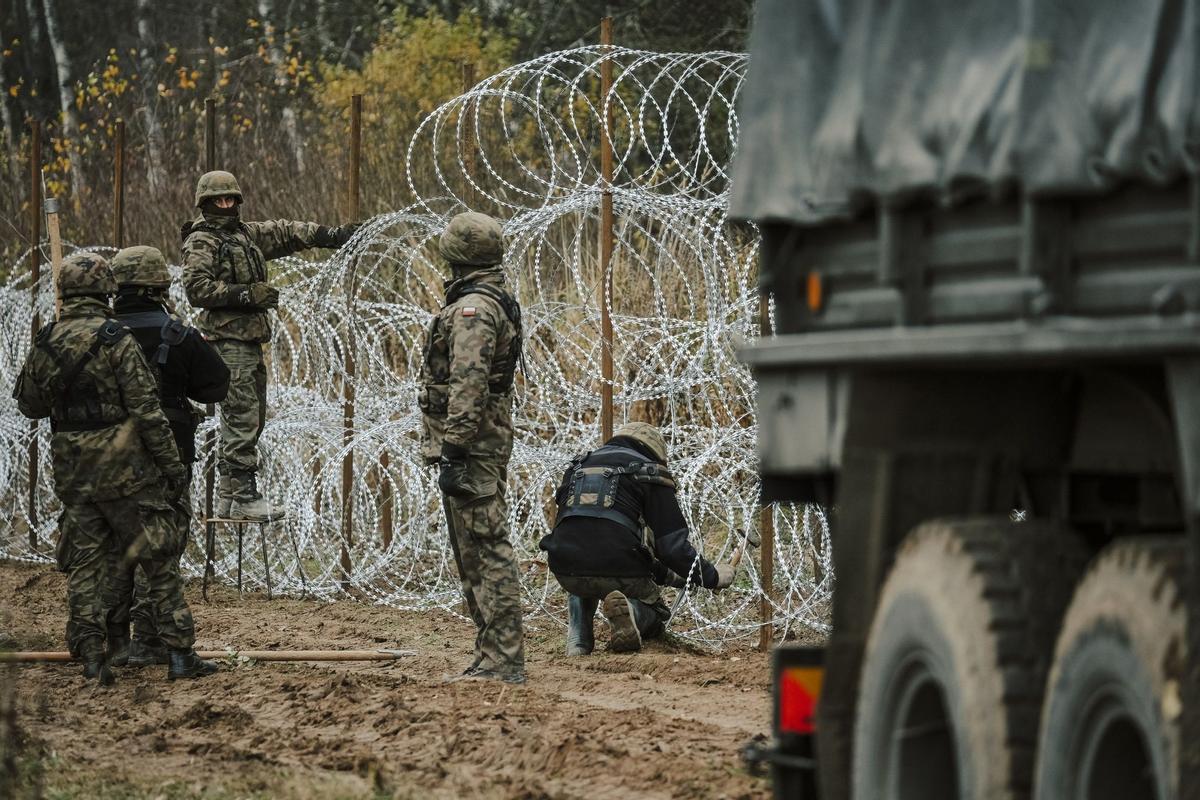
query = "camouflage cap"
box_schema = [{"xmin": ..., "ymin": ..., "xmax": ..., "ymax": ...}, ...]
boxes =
[
  {"xmin": 110, "ymin": 245, "xmax": 171, "ymax": 288},
  {"xmin": 59, "ymin": 251, "xmax": 117, "ymax": 299},
  {"xmin": 439, "ymin": 211, "xmax": 503, "ymax": 266},
  {"xmin": 195, "ymin": 170, "xmax": 243, "ymax": 207},
  {"xmin": 614, "ymin": 421, "xmax": 669, "ymax": 464}
]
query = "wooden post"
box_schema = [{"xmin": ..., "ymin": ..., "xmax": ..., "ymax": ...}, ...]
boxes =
[
  {"xmin": 113, "ymin": 119, "xmax": 125, "ymax": 248},
  {"xmin": 203, "ymin": 98, "xmax": 217, "ymax": 537},
  {"xmin": 45, "ymin": 198, "xmax": 64, "ymax": 318},
  {"xmin": 598, "ymin": 17, "xmax": 615, "ymax": 442},
  {"xmin": 27, "ymin": 120, "xmax": 42, "ymax": 546},
  {"xmin": 461, "ymin": 62, "xmax": 477, "ymax": 210},
  {"xmin": 759, "ymin": 292, "xmax": 774, "ymax": 652},
  {"xmin": 340, "ymin": 94, "xmax": 362, "ymax": 585}
]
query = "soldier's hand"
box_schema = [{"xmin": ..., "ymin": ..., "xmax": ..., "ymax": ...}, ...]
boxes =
[
  {"xmin": 236, "ymin": 282, "xmax": 280, "ymax": 309},
  {"xmin": 163, "ymin": 467, "xmax": 189, "ymax": 501},
  {"xmin": 438, "ymin": 441, "xmax": 473, "ymax": 498},
  {"xmin": 315, "ymin": 222, "xmax": 361, "ymax": 249},
  {"xmin": 712, "ymin": 563, "xmax": 736, "ymax": 591}
]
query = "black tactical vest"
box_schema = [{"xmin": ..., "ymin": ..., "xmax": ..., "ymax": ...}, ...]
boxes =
[
  {"xmin": 115, "ymin": 309, "xmax": 191, "ymax": 422},
  {"xmin": 555, "ymin": 445, "xmax": 676, "ymax": 533}
]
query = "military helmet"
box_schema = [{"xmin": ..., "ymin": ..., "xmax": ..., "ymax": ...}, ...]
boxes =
[
  {"xmin": 439, "ymin": 211, "xmax": 503, "ymax": 266},
  {"xmin": 59, "ymin": 251, "xmax": 117, "ymax": 299},
  {"xmin": 194, "ymin": 170, "xmax": 243, "ymax": 207},
  {"xmin": 110, "ymin": 245, "xmax": 171, "ymax": 288},
  {"xmin": 614, "ymin": 422, "xmax": 669, "ymax": 464}
]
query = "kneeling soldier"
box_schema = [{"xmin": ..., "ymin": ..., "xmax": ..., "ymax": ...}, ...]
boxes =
[
  {"xmin": 107, "ymin": 245, "xmax": 230, "ymax": 668},
  {"xmin": 539, "ymin": 422, "xmax": 734, "ymax": 654},
  {"xmin": 14, "ymin": 253, "xmax": 214, "ymax": 682}
]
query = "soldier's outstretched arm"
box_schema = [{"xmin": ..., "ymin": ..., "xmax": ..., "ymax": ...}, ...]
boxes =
[
  {"xmin": 247, "ymin": 220, "xmax": 361, "ymax": 260},
  {"xmin": 443, "ymin": 301, "xmax": 501, "ymax": 448},
  {"xmin": 110, "ymin": 336, "xmax": 185, "ymax": 480},
  {"xmin": 644, "ymin": 484, "xmax": 720, "ymax": 589},
  {"xmin": 13, "ymin": 348, "xmax": 52, "ymax": 419},
  {"xmin": 182, "ymin": 234, "xmax": 253, "ymax": 309}
]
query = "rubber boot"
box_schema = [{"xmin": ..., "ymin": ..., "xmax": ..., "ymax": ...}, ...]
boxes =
[
  {"xmin": 127, "ymin": 637, "xmax": 169, "ymax": 667},
  {"xmin": 216, "ymin": 472, "xmax": 232, "ymax": 518},
  {"xmin": 229, "ymin": 470, "xmax": 287, "ymax": 522},
  {"xmin": 566, "ymin": 595, "xmax": 597, "ymax": 656},
  {"xmin": 167, "ymin": 649, "xmax": 219, "ymax": 680},
  {"xmin": 106, "ymin": 627, "xmax": 130, "ymax": 667},
  {"xmin": 80, "ymin": 641, "xmax": 114, "ymax": 686}
]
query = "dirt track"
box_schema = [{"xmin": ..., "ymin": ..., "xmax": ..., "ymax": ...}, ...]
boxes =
[{"xmin": 0, "ymin": 560, "xmax": 773, "ymax": 799}]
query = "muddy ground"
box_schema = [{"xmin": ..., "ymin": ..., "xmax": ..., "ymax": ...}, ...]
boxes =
[{"xmin": 0, "ymin": 559, "xmax": 774, "ymax": 799}]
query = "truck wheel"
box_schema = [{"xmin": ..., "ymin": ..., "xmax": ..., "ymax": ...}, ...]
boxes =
[
  {"xmin": 853, "ymin": 519, "xmax": 1087, "ymax": 800},
  {"xmin": 1033, "ymin": 539, "xmax": 1185, "ymax": 800}
]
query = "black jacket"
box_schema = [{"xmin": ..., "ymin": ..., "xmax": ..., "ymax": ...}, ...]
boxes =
[
  {"xmin": 539, "ymin": 436, "xmax": 719, "ymax": 588},
  {"xmin": 114, "ymin": 293, "xmax": 230, "ymax": 464}
]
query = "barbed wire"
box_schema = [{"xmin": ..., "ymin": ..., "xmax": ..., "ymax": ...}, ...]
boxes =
[{"xmin": 0, "ymin": 47, "xmax": 831, "ymax": 646}]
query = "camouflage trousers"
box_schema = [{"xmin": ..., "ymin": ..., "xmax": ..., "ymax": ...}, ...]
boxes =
[
  {"xmin": 214, "ymin": 340, "xmax": 266, "ymax": 475},
  {"xmin": 112, "ymin": 483, "xmax": 194, "ymax": 645},
  {"xmin": 555, "ymin": 574, "xmax": 671, "ymax": 633},
  {"xmin": 442, "ymin": 469, "xmax": 525, "ymax": 675},
  {"xmin": 59, "ymin": 486, "xmax": 194, "ymax": 656}
]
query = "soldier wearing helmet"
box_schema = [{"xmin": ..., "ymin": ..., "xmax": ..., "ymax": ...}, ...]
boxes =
[
  {"xmin": 105, "ymin": 245, "xmax": 230, "ymax": 669},
  {"xmin": 418, "ymin": 211, "xmax": 526, "ymax": 684},
  {"xmin": 181, "ymin": 170, "xmax": 360, "ymax": 521},
  {"xmin": 539, "ymin": 422, "xmax": 735, "ymax": 655},
  {"xmin": 13, "ymin": 252, "xmax": 215, "ymax": 683}
]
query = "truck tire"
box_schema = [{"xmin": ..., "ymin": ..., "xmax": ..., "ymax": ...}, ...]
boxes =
[
  {"xmin": 852, "ymin": 518, "xmax": 1087, "ymax": 800},
  {"xmin": 1033, "ymin": 538, "xmax": 1186, "ymax": 800}
]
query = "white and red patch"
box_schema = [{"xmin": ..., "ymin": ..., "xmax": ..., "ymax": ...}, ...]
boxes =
[{"xmin": 462, "ymin": 306, "xmax": 477, "ymax": 317}]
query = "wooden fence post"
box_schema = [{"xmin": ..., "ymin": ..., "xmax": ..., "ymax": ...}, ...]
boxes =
[{"xmin": 598, "ymin": 17, "xmax": 615, "ymax": 442}]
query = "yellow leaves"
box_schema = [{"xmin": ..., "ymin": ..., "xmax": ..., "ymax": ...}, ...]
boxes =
[
  {"xmin": 2, "ymin": 49, "xmax": 12, "ymax": 58},
  {"xmin": 165, "ymin": 48, "xmax": 177, "ymax": 65},
  {"xmin": 8, "ymin": 85, "xmax": 18, "ymax": 98},
  {"xmin": 214, "ymin": 45, "xmax": 230, "ymax": 57},
  {"xmin": 247, "ymin": 18, "xmax": 260, "ymax": 29},
  {"xmin": 177, "ymin": 68, "xmax": 197, "ymax": 90},
  {"xmin": 218, "ymin": 70, "xmax": 232, "ymax": 88}
]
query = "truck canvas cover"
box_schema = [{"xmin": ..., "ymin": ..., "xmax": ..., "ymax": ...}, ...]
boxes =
[{"xmin": 730, "ymin": 0, "xmax": 1200, "ymax": 225}]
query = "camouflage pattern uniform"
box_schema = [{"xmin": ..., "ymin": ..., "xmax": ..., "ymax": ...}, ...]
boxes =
[
  {"xmin": 110, "ymin": 245, "xmax": 231, "ymax": 664},
  {"xmin": 419, "ymin": 212, "xmax": 525, "ymax": 681},
  {"xmin": 180, "ymin": 171, "xmax": 356, "ymax": 515},
  {"xmin": 13, "ymin": 253, "xmax": 191, "ymax": 672}
]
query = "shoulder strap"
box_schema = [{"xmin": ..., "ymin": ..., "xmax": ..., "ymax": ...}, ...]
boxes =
[
  {"xmin": 57, "ymin": 320, "xmax": 128, "ymax": 402},
  {"xmin": 156, "ymin": 317, "xmax": 189, "ymax": 366}
]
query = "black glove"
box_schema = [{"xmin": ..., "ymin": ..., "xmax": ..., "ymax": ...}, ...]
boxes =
[
  {"xmin": 234, "ymin": 282, "xmax": 279, "ymax": 309},
  {"xmin": 314, "ymin": 222, "xmax": 361, "ymax": 249},
  {"xmin": 438, "ymin": 441, "xmax": 473, "ymax": 498}
]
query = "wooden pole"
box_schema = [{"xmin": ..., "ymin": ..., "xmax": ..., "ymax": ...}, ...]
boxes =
[
  {"xmin": 45, "ymin": 198, "xmax": 64, "ymax": 318},
  {"xmin": 113, "ymin": 119, "xmax": 125, "ymax": 248},
  {"xmin": 759, "ymin": 292, "xmax": 775, "ymax": 652},
  {"xmin": 0, "ymin": 649, "xmax": 415, "ymax": 663},
  {"xmin": 27, "ymin": 120, "xmax": 42, "ymax": 546},
  {"xmin": 340, "ymin": 94, "xmax": 362, "ymax": 585},
  {"xmin": 461, "ymin": 62, "xmax": 477, "ymax": 210},
  {"xmin": 202, "ymin": 98, "xmax": 217, "ymax": 548},
  {"xmin": 598, "ymin": 16, "xmax": 615, "ymax": 442}
]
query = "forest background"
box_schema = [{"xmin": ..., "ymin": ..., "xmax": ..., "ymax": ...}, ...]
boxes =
[{"xmin": 0, "ymin": 0, "xmax": 755, "ymax": 271}]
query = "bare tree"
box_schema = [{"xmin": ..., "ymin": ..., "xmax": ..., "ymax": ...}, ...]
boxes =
[
  {"xmin": 0, "ymin": 19, "xmax": 17, "ymax": 185},
  {"xmin": 257, "ymin": 0, "xmax": 305, "ymax": 173},
  {"xmin": 135, "ymin": 0, "xmax": 166, "ymax": 192},
  {"xmin": 40, "ymin": 0, "xmax": 85, "ymax": 198}
]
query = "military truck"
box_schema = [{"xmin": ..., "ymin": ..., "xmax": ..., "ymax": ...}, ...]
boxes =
[{"xmin": 732, "ymin": 1, "xmax": 1199, "ymax": 798}]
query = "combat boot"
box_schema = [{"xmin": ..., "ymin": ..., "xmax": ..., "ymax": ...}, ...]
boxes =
[
  {"xmin": 106, "ymin": 627, "xmax": 130, "ymax": 667},
  {"xmin": 228, "ymin": 470, "xmax": 286, "ymax": 522},
  {"xmin": 127, "ymin": 637, "xmax": 169, "ymax": 667},
  {"xmin": 566, "ymin": 594, "xmax": 597, "ymax": 656},
  {"xmin": 215, "ymin": 472, "xmax": 232, "ymax": 518},
  {"xmin": 80, "ymin": 642, "xmax": 115, "ymax": 686},
  {"xmin": 602, "ymin": 592, "xmax": 663, "ymax": 652},
  {"xmin": 167, "ymin": 649, "xmax": 219, "ymax": 680}
]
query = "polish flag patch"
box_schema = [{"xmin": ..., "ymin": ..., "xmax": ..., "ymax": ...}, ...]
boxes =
[{"xmin": 462, "ymin": 307, "xmax": 477, "ymax": 317}]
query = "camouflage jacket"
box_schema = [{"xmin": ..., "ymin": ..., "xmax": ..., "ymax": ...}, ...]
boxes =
[
  {"xmin": 180, "ymin": 212, "xmax": 322, "ymax": 342},
  {"xmin": 418, "ymin": 268, "xmax": 520, "ymax": 472},
  {"xmin": 14, "ymin": 297, "xmax": 183, "ymax": 502}
]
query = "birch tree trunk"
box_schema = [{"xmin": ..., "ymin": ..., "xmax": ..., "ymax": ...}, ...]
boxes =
[
  {"xmin": 257, "ymin": 0, "xmax": 305, "ymax": 174},
  {"xmin": 0, "ymin": 20, "xmax": 17, "ymax": 179},
  {"xmin": 40, "ymin": 0, "xmax": 85, "ymax": 200},
  {"xmin": 135, "ymin": 0, "xmax": 166, "ymax": 193}
]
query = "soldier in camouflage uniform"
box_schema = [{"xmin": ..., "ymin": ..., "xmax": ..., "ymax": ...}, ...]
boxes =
[
  {"xmin": 419, "ymin": 212, "xmax": 526, "ymax": 684},
  {"xmin": 13, "ymin": 252, "xmax": 216, "ymax": 683},
  {"xmin": 108, "ymin": 245, "xmax": 230, "ymax": 668},
  {"xmin": 181, "ymin": 170, "xmax": 359, "ymax": 521}
]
